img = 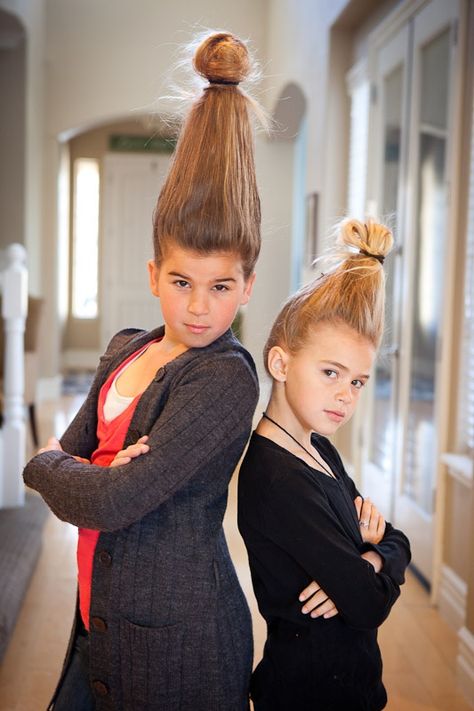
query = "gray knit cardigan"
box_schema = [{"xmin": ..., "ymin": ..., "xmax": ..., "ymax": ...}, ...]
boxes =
[{"xmin": 23, "ymin": 326, "xmax": 259, "ymax": 711}]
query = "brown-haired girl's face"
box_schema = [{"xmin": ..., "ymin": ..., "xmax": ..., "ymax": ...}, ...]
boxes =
[
  {"xmin": 147, "ymin": 244, "xmax": 255, "ymax": 350},
  {"xmin": 272, "ymin": 321, "xmax": 375, "ymax": 437}
]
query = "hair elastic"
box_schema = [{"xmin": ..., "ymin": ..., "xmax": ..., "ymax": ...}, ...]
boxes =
[
  {"xmin": 208, "ymin": 78, "xmax": 240, "ymax": 85},
  {"xmin": 359, "ymin": 249, "xmax": 385, "ymax": 265}
]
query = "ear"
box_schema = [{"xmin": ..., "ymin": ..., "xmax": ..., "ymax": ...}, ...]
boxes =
[
  {"xmin": 148, "ymin": 260, "xmax": 160, "ymax": 298},
  {"xmin": 267, "ymin": 346, "xmax": 289, "ymax": 382},
  {"xmin": 240, "ymin": 272, "xmax": 256, "ymax": 306}
]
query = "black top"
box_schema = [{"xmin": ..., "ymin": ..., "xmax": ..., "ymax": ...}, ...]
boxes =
[{"xmin": 238, "ymin": 432, "xmax": 411, "ymax": 710}]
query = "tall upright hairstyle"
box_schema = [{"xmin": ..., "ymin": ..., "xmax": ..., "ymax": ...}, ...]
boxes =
[
  {"xmin": 154, "ymin": 31, "xmax": 264, "ymax": 279},
  {"xmin": 264, "ymin": 218, "xmax": 394, "ymax": 371}
]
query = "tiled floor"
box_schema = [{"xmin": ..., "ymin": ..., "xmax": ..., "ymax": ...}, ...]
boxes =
[{"xmin": 0, "ymin": 394, "xmax": 473, "ymax": 710}]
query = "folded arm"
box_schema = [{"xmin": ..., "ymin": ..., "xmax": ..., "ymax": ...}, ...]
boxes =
[{"xmin": 24, "ymin": 354, "xmax": 258, "ymax": 531}]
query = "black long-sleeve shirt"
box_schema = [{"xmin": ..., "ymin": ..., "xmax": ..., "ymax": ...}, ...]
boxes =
[{"xmin": 238, "ymin": 432, "xmax": 411, "ymax": 710}]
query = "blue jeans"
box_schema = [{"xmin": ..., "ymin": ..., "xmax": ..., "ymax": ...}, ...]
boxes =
[{"xmin": 53, "ymin": 632, "xmax": 96, "ymax": 711}]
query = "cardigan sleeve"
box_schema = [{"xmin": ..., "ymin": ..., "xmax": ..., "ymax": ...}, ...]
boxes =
[
  {"xmin": 23, "ymin": 351, "xmax": 258, "ymax": 531},
  {"xmin": 259, "ymin": 466, "xmax": 410, "ymax": 631}
]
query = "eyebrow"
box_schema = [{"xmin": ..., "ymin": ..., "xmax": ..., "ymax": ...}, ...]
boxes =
[
  {"xmin": 322, "ymin": 360, "xmax": 371, "ymax": 380},
  {"xmin": 167, "ymin": 271, "xmax": 237, "ymax": 283}
]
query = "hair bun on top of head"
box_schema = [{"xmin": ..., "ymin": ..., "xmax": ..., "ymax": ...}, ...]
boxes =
[
  {"xmin": 193, "ymin": 32, "xmax": 251, "ymax": 86},
  {"xmin": 337, "ymin": 218, "xmax": 393, "ymax": 265}
]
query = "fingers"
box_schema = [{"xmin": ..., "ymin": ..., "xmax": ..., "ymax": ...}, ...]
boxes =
[
  {"xmin": 300, "ymin": 583, "xmax": 339, "ymax": 619},
  {"xmin": 109, "ymin": 436, "xmax": 150, "ymax": 468},
  {"xmin": 354, "ymin": 495, "xmax": 363, "ymax": 519},
  {"xmin": 301, "ymin": 589, "xmax": 339, "ymax": 619},
  {"xmin": 299, "ymin": 580, "xmax": 320, "ymax": 602},
  {"xmin": 37, "ymin": 436, "xmax": 63, "ymax": 455},
  {"xmin": 358, "ymin": 497, "xmax": 386, "ymax": 544}
]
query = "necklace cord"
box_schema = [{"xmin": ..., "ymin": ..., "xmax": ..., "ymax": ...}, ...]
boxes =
[{"xmin": 262, "ymin": 412, "xmax": 335, "ymax": 479}]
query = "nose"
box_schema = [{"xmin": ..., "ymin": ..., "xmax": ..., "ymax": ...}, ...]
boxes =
[
  {"xmin": 188, "ymin": 290, "xmax": 209, "ymax": 317},
  {"xmin": 336, "ymin": 383, "xmax": 353, "ymax": 405}
]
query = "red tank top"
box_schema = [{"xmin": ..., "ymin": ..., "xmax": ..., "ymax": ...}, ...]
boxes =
[{"xmin": 77, "ymin": 341, "xmax": 157, "ymax": 629}]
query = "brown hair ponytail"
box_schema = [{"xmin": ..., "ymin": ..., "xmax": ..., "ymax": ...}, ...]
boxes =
[
  {"xmin": 153, "ymin": 32, "xmax": 264, "ymax": 279},
  {"xmin": 263, "ymin": 218, "xmax": 394, "ymax": 370}
]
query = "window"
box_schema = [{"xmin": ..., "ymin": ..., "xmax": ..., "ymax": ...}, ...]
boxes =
[{"xmin": 72, "ymin": 158, "xmax": 100, "ymax": 318}]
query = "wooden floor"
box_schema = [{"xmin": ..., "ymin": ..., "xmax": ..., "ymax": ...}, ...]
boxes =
[{"xmin": 0, "ymin": 394, "xmax": 472, "ymax": 710}]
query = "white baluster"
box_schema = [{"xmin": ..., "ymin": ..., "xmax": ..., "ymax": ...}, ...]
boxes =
[{"xmin": 1, "ymin": 243, "xmax": 28, "ymax": 507}]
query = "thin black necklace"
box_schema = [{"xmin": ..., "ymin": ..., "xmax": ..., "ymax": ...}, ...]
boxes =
[{"xmin": 262, "ymin": 412, "xmax": 335, "ymax": 479}]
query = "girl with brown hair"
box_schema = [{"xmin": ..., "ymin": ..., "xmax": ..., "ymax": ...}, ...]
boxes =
[
  {"xmin": 238, "ymin": 219, "xmax": 411, "ymax": 710},
  {"xmin": 24, "ymin": 31, "xmax": 263, "ymax": 710}
]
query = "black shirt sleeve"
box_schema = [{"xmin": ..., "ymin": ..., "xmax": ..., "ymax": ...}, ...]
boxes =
[{"xmin": 241, "ymin": 438, "xmax": 411, "ymax": 631}]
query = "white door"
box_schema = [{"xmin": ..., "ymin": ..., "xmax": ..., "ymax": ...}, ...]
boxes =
[
  {"xmin": 361, "ymin": 23, "xmax": 410, "ymax": 521},
  {"xmin": 101, "ymin": 153, "xmax": 171, "ymax": 350},
  {"xmin": 361, "ymin": 0, "xmax": 460, "ymax": 584}
]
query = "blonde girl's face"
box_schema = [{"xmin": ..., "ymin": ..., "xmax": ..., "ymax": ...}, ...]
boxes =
[
  {"xmin": 148, "ymin": 245, "xmax": 255, "ymax": 349},
  {"xmin": 270, "ymin": 321, "xmax": 376, "ymax": 437}
]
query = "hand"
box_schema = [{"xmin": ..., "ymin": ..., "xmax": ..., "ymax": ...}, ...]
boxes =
[
  {"xmin": 38, "ymin": 437, "xmax": 89, "ymax": 463},
  {"xmin": 110, "ymin": 435, "xmax": 150, "ymax": 467},
  {"xmin": 354, "ymin": 496, "xmax": 386, "ymax": 544},
  {"xmin": 37, "ymin": 436, "xmax": 63, "ymax": 455},
  {"xmin": 299, "ymin": 580, "xmax": 339, "ymax": 619},
  {"xmin": 361, "ymin": 550, "xmax": 383, "ymax": 573}
]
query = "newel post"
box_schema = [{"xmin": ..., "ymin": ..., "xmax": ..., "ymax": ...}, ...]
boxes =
[{"xmin": 1, "ymin": 243, "xmax": 28, "ymax": 507}]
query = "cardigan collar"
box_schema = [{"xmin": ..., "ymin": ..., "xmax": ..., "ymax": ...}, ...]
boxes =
[{"xmin": 101, "ymin": 326, "xmax": 243, "ymax": 385}]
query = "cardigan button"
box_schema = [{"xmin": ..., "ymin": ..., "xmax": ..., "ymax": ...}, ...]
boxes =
[
  {"xmin": 93, "ymin": 680, "xmax": 109, "ymax": 696},
  {"xmin": 90, "ymin": 616, "xmax": 107, "ymax": 632},
  {"xmin": 154, "ymin": 366, "xmax": 165, "ymax": 382},
  {"xmin": 98, "ymin": 550, "xmax": 112, "ymax": 567}
]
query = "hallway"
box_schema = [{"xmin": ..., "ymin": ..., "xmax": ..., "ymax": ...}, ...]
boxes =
[{"xmin": 0, "ymin": 393, "xmax": 472, "ymax": 711}]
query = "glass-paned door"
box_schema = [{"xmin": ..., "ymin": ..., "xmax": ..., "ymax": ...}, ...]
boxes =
[
  {"xmin": 395, "ymin": 6, "xmax": 456, "ymax": 581},
  {"xmin": 361, "ymin": 0, "xmax": 459, "ymax": 584}
]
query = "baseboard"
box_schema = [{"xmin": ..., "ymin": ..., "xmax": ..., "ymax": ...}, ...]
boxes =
[
  {"xmin": 458, "ymin": 626, "xmax": 474, "ymax": 706},
  {"xmin": 438, "ymin": 564, "xmax": 467, "ymax": 631}
]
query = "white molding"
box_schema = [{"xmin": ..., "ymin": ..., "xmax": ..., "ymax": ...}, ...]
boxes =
[
  {"xmin": 438, "ymin": 564, "xmax": 467, "ymax": 631},
  {"xmin": 37, "ymin": 376, "xmax": 62, "ymax": 403},
  {"xmin": 458, "ymin": 626, "xmax": 474, "ymax": 706},
  {"xmin": 442, "ymin": 452, "xmax": 473, "ymax": 489}
]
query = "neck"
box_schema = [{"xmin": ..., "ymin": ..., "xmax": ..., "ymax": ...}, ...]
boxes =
[
  {"xmin": 260, "ymin": 389, "xmax": 312, "ymax": 449},
  {"xmin": 157, "ymin": 334, "xmax": 188, "ymax": 357}
]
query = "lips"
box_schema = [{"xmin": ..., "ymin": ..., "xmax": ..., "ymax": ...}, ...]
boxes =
[
  {"xmin": 324, "ymin": 410, "xmax": 345, "ymax": 423},
  {"xmin": 185, "ymin": 324, "xmax": 210, "ymax": 334}
]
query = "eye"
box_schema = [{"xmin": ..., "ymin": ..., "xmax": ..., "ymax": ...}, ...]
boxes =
[
  {"xmin": 323, "ymin": 369, "xmax": 337, "ymax": 379},
  {"xmin": 173, "ymin": 279, "xmax": 190, "ymax": 289},
  {"xmin": 212, "ymin": 283, "xmax": 230, "ymax": 292},
  {"xmin": 352, "ymin": 379, "xmax": 364, "ymax": 390}
]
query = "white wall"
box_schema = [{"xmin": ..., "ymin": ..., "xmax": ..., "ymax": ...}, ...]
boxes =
[
  {"xmin": 45, "ymin": 0, "xmax": 269, "ymax": 136},
  {"xmin": 265, "ymin": 0, "xmax": 348, "ymax": 196},
  {"xmin": 0, "ymin": 0, "xmax": 45, "ymax": 295}
]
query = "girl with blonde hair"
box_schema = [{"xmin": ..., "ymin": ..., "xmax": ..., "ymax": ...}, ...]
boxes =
[
  {"xmin": 238, "ymin": 219, "xmax": 411, "ymax": 710},
  {"xmin": 25, "ymin": 31, "xmax": 263, "ymax": 711}
]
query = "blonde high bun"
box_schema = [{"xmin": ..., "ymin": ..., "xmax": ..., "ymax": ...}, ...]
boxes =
[
  {"xmin": 263, "ymin": 218, "xmax": 394, "ymax": 373},
  {"xmin": 338, "ymin": 218, "xmax": 393, "ymax": 263},
  {"xmin": 193, "ymin": 32, "xmax": 251, "ymax": 85}
]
